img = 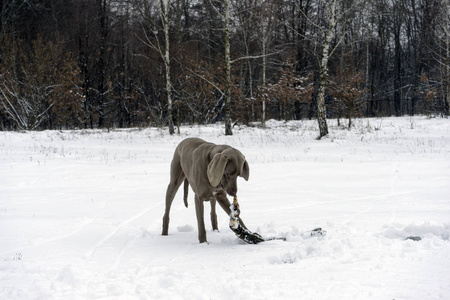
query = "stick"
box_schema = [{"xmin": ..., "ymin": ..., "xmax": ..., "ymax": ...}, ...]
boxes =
[{"xmin": 229, "ymin": 196, "xmax": 265, "ymax": 244}]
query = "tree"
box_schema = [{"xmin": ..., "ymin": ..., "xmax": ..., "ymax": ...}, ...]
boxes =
[
  {"xmin": 73, "ymin": 0, "xmax": 113, "ymax": 129},
  {"xmin": 178, "ymin": 59, "xmax": 223, "ymax": 124},
  {"xmin": 132, "ymin": 0, "xmax": 175, "ymax": 134},
  {"xmin": 258, "ymin": 58, "xmax": 313, "ymax": 121},
  {"xmin": 0, "ymin": 35, "xmax": 83, "ymax": 130},
  {"xmin": 162, "ymin": 0, "xmax": 175, "ymax": 134},
  {"xmin": 259, "ymin": 0, "xmax": 278, "ymax": 127},
  {"xmin": 224, "ymin": 0, "xmax": 232, "ymax": 135},
  {"xmin": 316, "ymin": 0, "xmax": 338, "ymax": 138},
  {"xmin": 193, "ymin": 0, "xmax": 241, "ymax": 135},
  {"xmin": 417, "ymin": 73, "xmax": 438, "ymax": 117},
  {"xmin": 330, "ymin": 65, "xmax": 366, "ymax": 129},
  {"xmin": 434, "ymin": 0, "xmax": 450, "ymax": 115},
  {"xmin": 392, "ymin": 0, "xmax": 404, "ymax": 117}
]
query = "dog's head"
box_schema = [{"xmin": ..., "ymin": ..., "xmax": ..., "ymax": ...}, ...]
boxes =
[{"xmin": 207, "ymin": 148, "xmax": 249, "ymax": 196}]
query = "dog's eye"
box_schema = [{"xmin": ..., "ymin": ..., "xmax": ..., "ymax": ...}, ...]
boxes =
[{"xmin": 224, "ymin": 171, "xmax": 234, "ymax": 178}]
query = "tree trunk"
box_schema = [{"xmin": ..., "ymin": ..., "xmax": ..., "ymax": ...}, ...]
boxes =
[
  {"xmin": 317, "ymin": 0, "xmax": 337, "ymax": 139},
  {"xmin": 393, "ymin": 0, "xmax": 402, "ymax": 117},
  {"xmin": 162, "ymin": 0, "xmax": 174, "ymax": 134},
  {"xmin": 261, "ymin": 24, "xmax": 267, "ymax": 128},
  {"xmin": 97, "ymin": 0, "xmax": 108, "ymax": 128},
  {"xmin": 317, "ymin": 65, "xmax": 329, "ymax": 138},
  {"xmin": 224, "ymin": 0, "xmax": 232, "ymax": 135},
  {"xmin": 347, "ymin": 105, "xmax": 352, "ymax": 129},
  {"xmin": 445, "ymin": 21, "xmax": 450, "ymax": 116}
]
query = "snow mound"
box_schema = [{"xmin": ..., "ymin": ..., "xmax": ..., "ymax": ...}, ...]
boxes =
[
  {"xmin": 176, "ymin": 224, "xmax": 194, "ymax": 232},
  {"xmin": 382, "ymin": 222, "xmax": 450, "ymax": 241}
]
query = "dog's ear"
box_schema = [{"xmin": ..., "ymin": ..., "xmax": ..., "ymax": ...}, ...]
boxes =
[
  {"xmin": 240, "ymin": 160, "xmax": 249, "ymax": 181},
  {"xmin": 207, "ymin": 153, "xmax": 228, "ymax": 187}
]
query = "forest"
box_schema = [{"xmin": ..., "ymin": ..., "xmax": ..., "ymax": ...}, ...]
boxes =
[{"xmin": 0, "ymin": 0, "xmax": 449, "ymax": 133}]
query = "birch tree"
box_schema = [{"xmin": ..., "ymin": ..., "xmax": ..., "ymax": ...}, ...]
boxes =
[
  {"xmin": 260, "ymin": 0, "xmax": 277, "ymax": 128},
  {"xmin": 133, "ymin": 0, "xmax": 174, "ymax": 134},
  {"xmin": 316, "ymin": 0, "xmax": 338, "ymax": 138},
  {"xmin": 162, "ymin": 0, "xmax": 175, "ymax": 134},
  {"xmin": 296, "ymin": 0, "xmax": 352, "ymax": 137},
  {"xmin": 224, "ymin": 0, "xmax": 232, "ymax": 135},
  {"xmin": 204, "ymin": 0, "xmax": 246, "ymax": 135}
]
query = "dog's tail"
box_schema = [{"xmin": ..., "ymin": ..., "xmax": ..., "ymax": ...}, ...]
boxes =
[{"xmin": 183, "ymin": 178, "xmax": 189, "ymax": 208}]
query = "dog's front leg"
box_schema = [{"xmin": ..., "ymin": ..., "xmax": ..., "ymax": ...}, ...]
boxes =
[{"xmin": 195, "ymin": 194, "xmax": 207, "ymax": 243}]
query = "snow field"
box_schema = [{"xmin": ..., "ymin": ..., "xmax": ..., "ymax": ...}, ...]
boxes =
[{"xmin": 1, "ymin": 116, "xmax": 449, "ymax": 299}]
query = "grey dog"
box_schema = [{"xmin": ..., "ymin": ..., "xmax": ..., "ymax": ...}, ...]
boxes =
[{"xmin": 162, "ymin": 138, "xmax": 249, "ymax": 243}]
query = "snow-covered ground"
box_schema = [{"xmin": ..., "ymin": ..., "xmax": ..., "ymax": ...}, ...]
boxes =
[{"xmin": 1, "ymin": 116, "xmax": 449, "ymax": 299}]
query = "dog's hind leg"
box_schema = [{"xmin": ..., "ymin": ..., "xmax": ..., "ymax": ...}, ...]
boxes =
[
  {"xmin": 162, "ymin": 155, "xmax": 185, "ymax": 236},
  {"xmin": 183, "ymin": 179, "xmax": 189, "ymax": 208}
]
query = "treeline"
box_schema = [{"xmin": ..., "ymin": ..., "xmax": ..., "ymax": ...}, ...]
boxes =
[{"xmin": 0, "ymin": 0, "xmax": 449, "ymax": 131}]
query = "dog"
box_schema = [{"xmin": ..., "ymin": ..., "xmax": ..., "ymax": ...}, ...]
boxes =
[{"xmin": 162, "ymin": 138, "xmax": 249, "ymax": 243}]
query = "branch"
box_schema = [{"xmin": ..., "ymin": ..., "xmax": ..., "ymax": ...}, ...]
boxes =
[
  {"xmin": 0, "ymin": 87, "xmax": 28, "ymax": 130},
  {"xmin": 174, "ymin": 58, "xmax": 224, "ymax": 96},
  {"xmin": 329, "ymin": 31, "xmax": 347, "ymax": 58},
  {"xmin": 208, "ymin": 0, "xmax": 224, "ymax": 19},
  {"xmin": 230, "ymin": 50, "xmax": 282, "ymax": 64}
]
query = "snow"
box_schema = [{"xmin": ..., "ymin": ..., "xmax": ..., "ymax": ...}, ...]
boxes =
[{"xmin": 1, "ymin": 116, "xmax": 449, "ymax": 299}]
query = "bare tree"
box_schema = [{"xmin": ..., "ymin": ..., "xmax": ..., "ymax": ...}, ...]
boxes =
[
  {"xmin": 0, "ymin": 35, "xmax": 83, "ymax": 130},
  {"xmin": 224, "ymin": 0, "xmax": 232, "ymax": 135},
  {"xmin": 259, "ymin": 58, "xmax": 313, "ymax": 121},
  {"xmin": 201, "ymin": 0, "xmax": 246, "ymax": 135},
  {"xmin": 435, "ymin": 0, "xmax": 450, "ymax": 115},
  {"xmin": 330, "ymin": 63, "xmax": 366, "ymax": 128},
  {"xmin": 133, "ymin": 0, "xmax": 175, "ymax": 134},
  {"xmin": 259, "ymin": 0, "xmax": 277, "ymax": 127},
  {"xmin": 392, "ymin": 0, "xmax": 404, "ymax": 117},
  {"xmin": 162, "ymin": 0, "xmax": 175, "ymax": 134},
  {"xmin": 316, "ymin": 0, "xmax": 338, "ymax": 138}
]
